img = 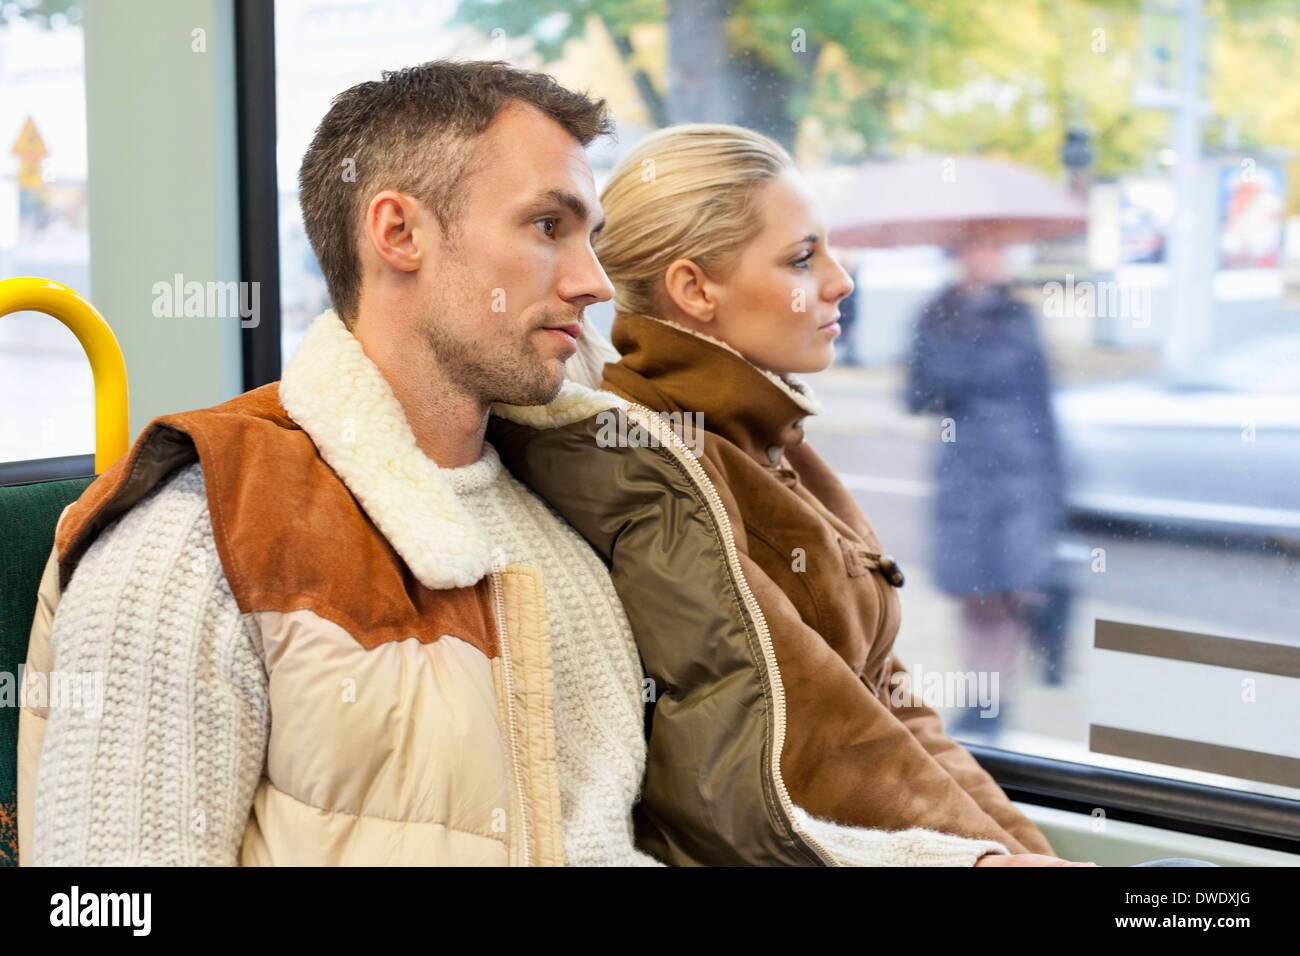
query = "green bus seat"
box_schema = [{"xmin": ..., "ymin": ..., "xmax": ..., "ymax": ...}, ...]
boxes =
[{"xmin": 0, "ymin": 476, "xmax": 94, "ymax": 866}]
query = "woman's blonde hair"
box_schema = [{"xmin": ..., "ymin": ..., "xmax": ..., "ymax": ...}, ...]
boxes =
[{"xmin": 594, "ymin": 123, "xmax": 795, "ymax": 321}]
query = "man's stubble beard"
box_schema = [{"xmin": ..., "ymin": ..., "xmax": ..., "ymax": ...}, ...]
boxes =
[{"xmin": 420, "ymin": 304, "xmax": 566, "ymax": 409}]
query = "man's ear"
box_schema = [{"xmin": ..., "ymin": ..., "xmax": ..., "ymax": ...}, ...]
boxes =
[
  {"xmin": 363, "ymin": 190, "xmax": 429, "ymax": 274},
  {"xmin": 661, "ymin": 258, "xmax": 717, "ymax": 324}
]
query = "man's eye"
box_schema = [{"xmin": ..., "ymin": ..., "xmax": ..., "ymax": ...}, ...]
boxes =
[{"xmin": 535, "ymin": 218, "xmax": 558, "ymax": 237}]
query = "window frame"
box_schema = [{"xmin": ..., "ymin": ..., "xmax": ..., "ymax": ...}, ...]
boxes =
[
  {"xmin": 971, "ymin": 744, "xmax": 1300, "ymax": 854},
  {"xmin": 235, "ymin": 0, "xmax": 282, "ymax": 391}
]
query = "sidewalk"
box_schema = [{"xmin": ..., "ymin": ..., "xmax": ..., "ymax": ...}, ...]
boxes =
[
  {"xmin": 892, "ymin": 564, "xmax": 1300, "ymax": 803},
  {"xmin": 885, "ymin": 561, "xmax": 1086, "ymax": 745}
]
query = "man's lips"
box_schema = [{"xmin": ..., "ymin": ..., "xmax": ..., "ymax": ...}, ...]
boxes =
[{"xmin": 539, "ymin": 322, "xmax": 582, "ymax": 351}]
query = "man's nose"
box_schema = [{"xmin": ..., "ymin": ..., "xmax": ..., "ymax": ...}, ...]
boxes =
[{"xmin": 565, "ymin": 245, "xmax": 615, "ymax": 305}]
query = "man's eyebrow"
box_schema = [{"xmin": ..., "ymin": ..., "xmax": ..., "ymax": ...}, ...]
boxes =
[{"xmin": 528, "ymin": 188, "xmax": 606, "ymax": 235}]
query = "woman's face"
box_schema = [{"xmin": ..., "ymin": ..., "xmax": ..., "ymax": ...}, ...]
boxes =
[{"xmin": 704, "ymin": 168, "xmax": 855, "ymax": 375}]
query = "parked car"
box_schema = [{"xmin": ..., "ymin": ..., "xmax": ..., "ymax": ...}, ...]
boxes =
[{"xmin": 1053, "ymin": 333, "xmax": 1300, "ymax": 543}]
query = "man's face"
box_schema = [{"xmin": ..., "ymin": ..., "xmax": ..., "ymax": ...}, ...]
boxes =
[{"xmin": 414, "ymin": 101, "xmax": 614, "ymax": 407}]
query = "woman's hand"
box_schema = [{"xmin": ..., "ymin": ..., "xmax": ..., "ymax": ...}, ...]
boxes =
[{"xmin": 976, "ymin": 852, "xmax": 1099, "ymax": 867}]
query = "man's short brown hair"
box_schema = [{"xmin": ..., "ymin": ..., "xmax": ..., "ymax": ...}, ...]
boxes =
[{"xmin": 298, "ymin": 59, "xmax": 614, "ymax": 327}]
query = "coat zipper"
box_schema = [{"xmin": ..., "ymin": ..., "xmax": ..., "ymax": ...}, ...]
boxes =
[
  {"xmin": 624, "ymin": 403, "xmax": 837, "ymax": 866},
  {"xmin": 488, "ymin": 556, "xmax": 532, "ymax": 867}
]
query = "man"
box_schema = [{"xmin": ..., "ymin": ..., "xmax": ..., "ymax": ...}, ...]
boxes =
[{"xmin": 18, "ymin": 60, "xmax": 1062, "ymax": 866}]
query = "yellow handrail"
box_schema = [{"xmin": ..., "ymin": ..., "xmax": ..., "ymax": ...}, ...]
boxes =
[{"xmin": 0, "ymin": 277, "xmax": 128, "ymax": 474}]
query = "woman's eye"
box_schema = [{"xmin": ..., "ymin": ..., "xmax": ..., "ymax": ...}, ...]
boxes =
[
  {"xmin": 792, "ymin": 252, "xmax": 813, "ymax": 269},
  {"xmin": 535, "ymin": 218, "xmax": 558, "ymax": 238}
]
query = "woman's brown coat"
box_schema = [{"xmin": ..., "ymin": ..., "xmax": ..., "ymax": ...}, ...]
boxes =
[{"xmin": 601, "ymin": 311, "xmax": 1054, "ymax": 856}]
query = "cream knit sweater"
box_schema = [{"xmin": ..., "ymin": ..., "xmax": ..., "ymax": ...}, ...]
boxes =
[{"xmin": 32, "ymin": 452, "xmax": 1009, "ymax": 867}]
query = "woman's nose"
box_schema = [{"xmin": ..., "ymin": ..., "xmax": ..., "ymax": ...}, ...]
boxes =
[{"xmin": 828, "ymin": 259, "xmax": 854, "ymax": 301}]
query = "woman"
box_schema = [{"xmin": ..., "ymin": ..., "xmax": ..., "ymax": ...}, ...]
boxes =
[
  {"xmin": 907, "ymin": 240, "xmax": 1070, "ymax": 736},
  {"xmin": 590, "ymin": 123, "xmax": 1068, "ymax": 865}
]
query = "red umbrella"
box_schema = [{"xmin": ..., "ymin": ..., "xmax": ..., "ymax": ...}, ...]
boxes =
[{"xmin": 810, "ymin": 155, "xmax": 1087, "ymax": 248}]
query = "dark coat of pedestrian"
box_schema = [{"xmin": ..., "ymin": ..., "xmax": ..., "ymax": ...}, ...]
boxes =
[{"xmin": 905, "ymin": 281, "xmax": 1066, "ymax": 599}]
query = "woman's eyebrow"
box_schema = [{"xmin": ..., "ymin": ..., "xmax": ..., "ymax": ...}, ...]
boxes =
[{"xmin": 784, "ymin": 233, "xmax": 819, "ymax": 248}]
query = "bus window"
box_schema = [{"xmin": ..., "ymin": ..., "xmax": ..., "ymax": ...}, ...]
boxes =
[{"xmin": 0, "ymin": 4, "xmax": 93, "ymax": 464}]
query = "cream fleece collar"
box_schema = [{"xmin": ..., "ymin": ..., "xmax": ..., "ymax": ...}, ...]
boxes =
[{"xmin": 278, "ymin": 308, "xmax": 622, "ymax": 590}]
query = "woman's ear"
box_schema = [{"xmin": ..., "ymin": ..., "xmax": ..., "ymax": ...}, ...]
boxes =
[{"xmin": 661, "ymin": 258, "xmax": 717, "ymax": 325}]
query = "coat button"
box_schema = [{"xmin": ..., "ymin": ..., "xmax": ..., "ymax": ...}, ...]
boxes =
[
  {"xmin": 766, "ymin": 444, "xmax": 782, "ymax": 464},
  {"xmin": 878, "ymin": 554, "xmax": 905, "ymax": 587}
]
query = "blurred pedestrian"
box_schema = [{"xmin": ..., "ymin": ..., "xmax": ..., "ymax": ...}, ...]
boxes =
[{"xmin": 905, "ymin": 238, "xmax": 1067, "ymax": 739}]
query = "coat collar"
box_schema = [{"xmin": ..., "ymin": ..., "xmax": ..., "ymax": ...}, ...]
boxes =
[
  {"xmin": 278, "ymin": 308, "xmax": 621, "ymax": 590},
  {"xmin": 602, "ymin": 311, "xmax": 823, "ymax": 466}
]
